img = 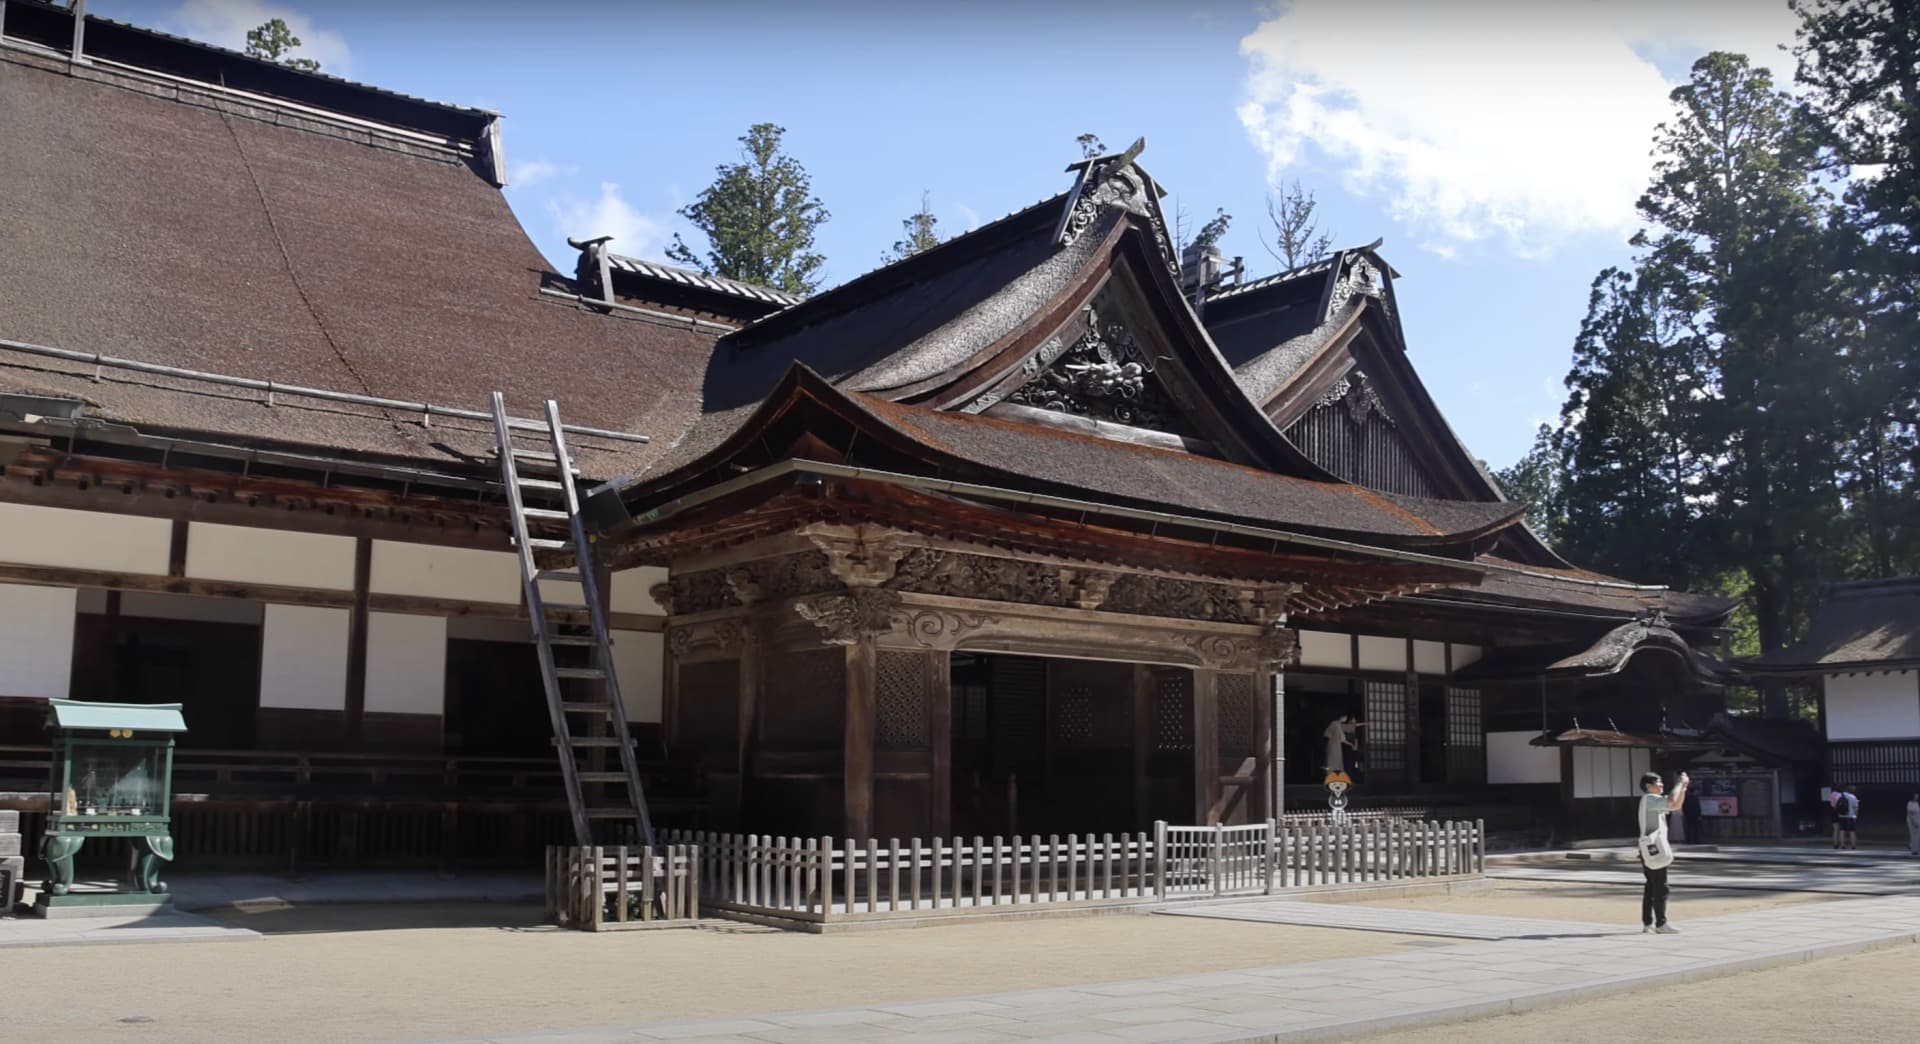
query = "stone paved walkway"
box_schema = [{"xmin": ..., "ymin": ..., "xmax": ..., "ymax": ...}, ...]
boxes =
[
  {"xmin": 0, "ymin": 908, "xmax": 257, "ymax": 948},
  {"xmin": 1157, "ymin": 899, "xmax": 1623, "ymax": 940},
  {"xmin": 420, "ymin": 895, "xmax": 1920, "ymax": 1044},
  {"xmin": 1491, "ymin": 862, "xmax": 1920, "ymax": 895}
]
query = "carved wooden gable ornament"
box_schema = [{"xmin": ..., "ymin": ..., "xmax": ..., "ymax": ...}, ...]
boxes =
[{"xmin": 983, "ymin": 304, "xmax": 1188, "ymax": 433}]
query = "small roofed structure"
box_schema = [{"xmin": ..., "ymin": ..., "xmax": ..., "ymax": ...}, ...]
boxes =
[{"xmin": 1737, "ymin": 578, "xmax": 1920, "ymax": 831}]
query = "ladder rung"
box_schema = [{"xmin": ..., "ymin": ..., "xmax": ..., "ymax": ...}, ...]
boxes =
[
  {"xmin": 503, "ymin": 417, "xmax": 548, "ymax": 433},
  {"xmin": 518, "ymin": 477, "xmax": 567, "ymax": 492},
  {"xmin": 520, "ymin": 507, "xmax": 570, "ymax": 522},
  {"xmin": 509, "ymin": 449, "xmax": 578, "ymax": 471},
  {"xmin": 577, "ymin": 772, "xmax": 630, "ymax": 783},
  {"xmin": 561, "ymin": 701, "xmax": 610, "ymax": 713},
  {"xmin": 555, "ymin": 666, "xmax": 606, "ymax": 680},
  {"xmin": 518, "ymin": 537, "xmax": 569, "ymax": 551},
  {"xmin": 585, "ymin": 808, "xmax": 638, "ymax": 819},
  {"xmin": 565, "ymin": 737, "xmax": 633, "ymax": 748},
  {"xmin": 537, "ymin": 569, "xmax": 584, "ymax": 582},
  {"xmin": 544, "ymin": 634, "xmax": 596, "ymax": 646},
  {"xmin": 542, "ymin": 601, "xmax": 591, "ymax": 612}
]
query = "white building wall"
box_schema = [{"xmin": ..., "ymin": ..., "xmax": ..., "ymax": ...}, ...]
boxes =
[
  {"xmin": 1450, "ymin": 644, "xmax": 1484, "ymax": 669},
  {"xmin": 0, "ymin": 503, "xmax": 172, "ymax": 574},
  {"xmin": 365, "ymin": 612, "xmax": 448, "ymax": 716},
  {"xmin": 259, "ymin": 604, "xmax": 349, "ymax": 710},
  {"xmin": 369, "ymin": 542, "xmax": 520, "ymax": 604},
  {"xmin": 1826, "ymin": 670, "xmax": 1920, "ymax": 741},
  {"xmin": 1413, "ymin": 640, "xmax": 1447, "ymax": 675},
  {"xmin": 611, "ymin": 629, "xmax": 664, "ymax": 723},
  {"xmin": 1572, "ymin": 746, "xmax": 1652, "ymax": 798},
  {"xmin": 1357, "ymin": 635, "xmax": 1406, "ymax": 673},
  {"xmin": 187, "ymin": 523, "xmax": 355, "ymax": 590},
  {"xmin": 0, "ymin": 583, "xmax": 76, "ymax": 699},
  {"xmin": 610, "ymin": 567, "xmax": 668, "ymax": 614},
  {"xmin": 1298, "ymin": 630, "xmax": 1351, "ymax": 669},
  {"xmin": 1487, "ymin": 729, "xmax": 1561, "ymax": 784}
]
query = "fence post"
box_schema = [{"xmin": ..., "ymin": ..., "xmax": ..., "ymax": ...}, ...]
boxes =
[
  {"xmin": 1209, "ymin": 824, "xmax": 1223, "ymax": 898},
  {"xmin": 589, "ymin": 846, "xmax": 604, "ymax": 931},
  {"xmin": 614, "ymin": 844, "xmax": 630, "ymax": 924},
  {"xmin": 1153, "ymin": 821, "xmax": 1168, "ymax": 901},
  {"xmin": 819, "ymin": 836, "xmax": 835, "ymax": 919},
  {"xmin": 1476, "ymin": 818, "xmax": 1486, "ymax": 874}
]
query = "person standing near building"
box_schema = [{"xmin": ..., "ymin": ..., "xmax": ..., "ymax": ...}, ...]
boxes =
[
  {"xmin": 1906, "ymin": 793, "xmax": 1919, "ymax": 856},
  {"xmin": 1638, "ymin": 770, "xmax": 1687, "ymax": 934},
  {"xmin": 1833, "ymin": 785, "xmax": 1860, "ymax": 850}
]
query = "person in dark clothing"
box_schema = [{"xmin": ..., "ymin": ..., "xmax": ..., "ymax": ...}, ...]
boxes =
[{"xmin": 1681, "ymin": 784, "xmax": 1703, "ymax": 845}]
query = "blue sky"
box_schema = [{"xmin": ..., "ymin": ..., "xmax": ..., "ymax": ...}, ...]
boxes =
[{"xmin": 102, "ymin": 0, "xmax": 1803, "ymax": 470}]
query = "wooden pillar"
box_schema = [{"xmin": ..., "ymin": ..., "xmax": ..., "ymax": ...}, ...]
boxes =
[
  {"xmin": 1271, "ymin": 667, "xmax": 1286, "ymax": 816},
  {"xmin": 1133, "ymin": 665, "xmax": 1153, "ymax": 827},
  {"xmin": 929, "ymin": 649, "xmax": 953, "ymax": 839},
  {"xmin": 343, "ymin": 537, "xmax": 372, "ymax": 745},
  {"xmin": 1192, "ymin": 669, "xmax": 1219, "ymax": 824},
  {"xmin": 1404, "ymin": 638, "xmax": 1421, "ymax": 785},
  {"xmin": 843, "ymin": 637, "xmax": 877, "ymax": 840},
  {"xmin": 1253, "ymin": 667, "xmax": 1275, "ymax": 820},
  {"xmin": 735, "ymin": 621, "xmax": 763, "ymax": 829}
]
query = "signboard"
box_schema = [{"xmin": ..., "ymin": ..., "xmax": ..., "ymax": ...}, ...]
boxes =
[{"xmin": 1699, "ymin": 796, "xmax": 1739, "ymax": 817}]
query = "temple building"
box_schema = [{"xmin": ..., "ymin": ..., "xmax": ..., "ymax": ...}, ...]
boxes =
[{"xmin": 0, "ymin": 1, "xmax": 1737, "ymax": 867}]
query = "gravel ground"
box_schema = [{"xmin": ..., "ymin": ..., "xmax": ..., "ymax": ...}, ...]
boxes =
[
  {"xmin": 1350, "ymin": 937, "xmax": 1920, "ymax": 1043},
  {"xmin": 0, "ymin": 879, "xmax": 1855, "ymax": 1043},
  {"xmin": 5, "ymin": 902, "xmax": 1431, "ymax": 1043}
]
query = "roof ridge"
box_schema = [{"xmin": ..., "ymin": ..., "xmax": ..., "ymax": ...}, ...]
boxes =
[{"xmin": 605, "ymin": 253, "xmax": 805, "ymax": 307}]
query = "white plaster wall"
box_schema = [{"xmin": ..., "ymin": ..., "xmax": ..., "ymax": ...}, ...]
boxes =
[
  {"xmin": 364, "ymin": 612, "xmax": 447, "ymax": 716},
  {"xmin": 1450, "ymin": 644, "xmax": 1484, "ymax": 669},
  {"xmin": 0, "ymin": 583, "xmax": 76, "ymax": 699},
  {"xmin": 1826, "ymin": 670, "xmax": 1920, "ymax": 741},
  {"xmin": 187, "ymin": 523, "xmax": 355, "ymax": 590},
  {"xmin": 1357, "ymin": 635, "xmax": 1406, "ymax": 673},
  {"xmin": 1572, "ymin": 746, "xmax": 1652, "ymax": 798},
  {"xmin": 259, "ymin": 604, "xmax": 348, "ymax": 710},
  {"xmin": 1487, "ymin": 729, "xmax": 1561, "ymax": 784},
  {"xmin": 610, "ymin": 629, "xmax": 664, "ymax": 724},
  {"xmin": 611, "ymin": 567, "xmax": 668, "ymax": 615},
  {"xmin": 0, "ymin": 503, "xmax": 172, "ymax": 575},
  {"xmin": 1413, "ymin": 640, "xmax": 1447, "ymax": 675},
  {"xmin": 369, "ymin": 542, "xmax": 519, "ymax": 604},
  {"xmin": 1298, "ymin": 630, "xmax": 1351, "ymax": 669}
]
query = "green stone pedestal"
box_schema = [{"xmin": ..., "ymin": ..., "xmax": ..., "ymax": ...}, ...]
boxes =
[{"xmin": 31, "ymin": 890, "xmax": 175, "ymax": 919}]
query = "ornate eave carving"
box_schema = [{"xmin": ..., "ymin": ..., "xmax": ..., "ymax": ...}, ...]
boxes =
[
  {"xmin": 1056, "ymin": 139, "xmax": 1179, "ymax": 277},
  {"xmin": 794, "ymin": 588, "xmax": 903, "ymax": 645},
  {"xmin": 1329, "ymin": 255, "xmax": 1386, "ymax": 315},
  {"xmin": 668, "ymin": 619, "xmax": 751, "ymax": 661},
  {"xmin": 1314, "ymin": 372, "xmax": 1392, "ymax": 427}
]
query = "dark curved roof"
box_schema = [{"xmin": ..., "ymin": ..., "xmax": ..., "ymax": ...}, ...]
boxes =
[
  {"xmin": 1743, "ymin": 577, "xmax": 1920, "ymax": 674},
  {"xmin": 0, "ymin": 42, "xmax": 712, "ymax": 478},
  {"xmin": 844, "ymin": 390, "xmax": 1522, "ymax": 545}
]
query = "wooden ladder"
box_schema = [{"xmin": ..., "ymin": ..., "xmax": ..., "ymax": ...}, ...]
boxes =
[{"xmin": 490, "ymin": 392, "xmax": 656, "ymax": 850}]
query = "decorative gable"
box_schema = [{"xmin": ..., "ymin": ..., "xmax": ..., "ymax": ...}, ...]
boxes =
[
  {"xmin": 1284, "ymin": 370, "xmax": 1441, "ymax": 498},
  {"xmin": 1002, "ymin": 307, "xmax": 1186, "ymax": 432}
]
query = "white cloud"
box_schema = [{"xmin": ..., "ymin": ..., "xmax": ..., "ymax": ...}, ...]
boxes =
[
  {"xmin": 508, "ymin": 159, "xmax": 574, "ymax": 189},
  {"xmin": 168, "ymin": 0, "xmax": 351, "ymax": 72},
  {"xmin": 952, "ymin": 202, "xmax": 982, "ymax": 232},
  {"xmin": 1237, "ymin": 0, "xmax": 1798, "ymax": 258},
  {"xmin": 548, "ymin": 182, "xmax": 667, "ymax": 258}
]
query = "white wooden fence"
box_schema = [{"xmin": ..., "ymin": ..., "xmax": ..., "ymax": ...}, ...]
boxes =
[
  {"xmin": 637, "ymin": 818, "xmax": 1483, "ymax": 927},
  {"xmin": 546, "ymin": 844, "xmax": 700, "ymax": 930}
]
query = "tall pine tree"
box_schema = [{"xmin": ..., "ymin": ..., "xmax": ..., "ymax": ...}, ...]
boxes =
[
  {"xmin": 1556, "ymin": 53, "xmax": 1849, "ymax": 660},
  {"xmin": 668, "ymin": 124, "xmax": 831, "ymax": 295}
]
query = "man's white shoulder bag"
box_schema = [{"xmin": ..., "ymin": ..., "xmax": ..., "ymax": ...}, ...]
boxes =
[{"xmin": 1639, "ymin": 812, "xmax": 1674, "ymax": 869}]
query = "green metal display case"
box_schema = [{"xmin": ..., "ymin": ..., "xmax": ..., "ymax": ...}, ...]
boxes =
[{"xmin": 34, "ymin": 699, "xmax": 186, "ymax": 916}]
